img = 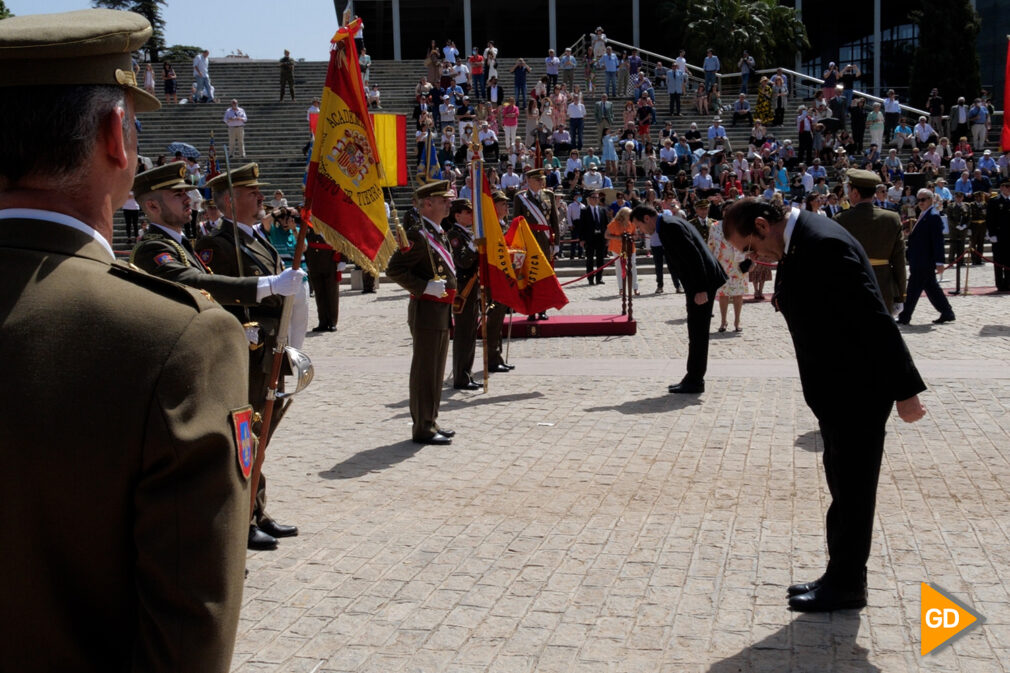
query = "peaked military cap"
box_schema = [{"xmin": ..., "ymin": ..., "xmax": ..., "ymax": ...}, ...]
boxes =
[
  {"xmin": 694, "ymin": 198, "xmax": 711, "ymax": 208},
  {"xmin": 414, "ymin": 180, "xmax": 453, "ymax": 199},
  {"xmin": 525, "ymin": 168, "xmax": 548, "ymax": 179},
  {"xmin": 0, "ymin": 9, "xmax": 161, "ymax": 112},
  {"xmin": 133, "ymin": 163, "xmax": 189, "ymax": 196},
  {"xmin": 846, "ymin": 168, "xmax": 882, "ymax": 190},
  {"xmin": 491, "ymin": 190, "xmax": 509, "ymax": 203},
  {"xmin": 205, "ymin": 163, "xmax": 269, "ymax": 192},
  {"xmin": 450, "ymin": 198, "xmax": 473, "ymax": 212}
]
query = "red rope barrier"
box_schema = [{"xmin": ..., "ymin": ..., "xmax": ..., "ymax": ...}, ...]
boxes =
[
  {"xmin": 967, "ymin": 248, "xmax": 1010, "ymax": 271},
  {"xmin": 559, "ymin": 255, "xmax": 620, "ymax": 287},
  {"xmin": 939, "ymin": 249, "xmax": 973, "ymax": 272}
]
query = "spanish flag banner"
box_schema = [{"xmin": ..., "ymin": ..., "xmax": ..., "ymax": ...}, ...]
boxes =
[
  {"xmin": 505, "ymin": 216, "xmax": 569, "ymax": 315},
  {"xmin": 305, "ymin": 18, "xmax": 395, "ymax": 276},
  {"xmin": 370, "ymin": 113, "xmax": 408, "ymax": 187},
  {"xmin": 474, "ymin": 163, "xmax": 521, "ymax": 311},
  {"xmin": 1002, "ymin": 38, "xmax": 1010, "ymax": 152}
]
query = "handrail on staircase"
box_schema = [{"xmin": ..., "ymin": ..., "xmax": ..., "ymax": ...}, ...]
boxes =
[{"xmin": 566, "ymin": 33, "xmax": 588, "ymax": 60}]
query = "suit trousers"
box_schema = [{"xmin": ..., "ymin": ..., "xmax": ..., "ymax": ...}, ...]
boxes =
[
  {"xmin": 228, "ymin": 126, "xmax": 246, "ymax": 158},
  {"xmin": 308, "ymin": 267, "xmax": 339, "ymax": 327},
  {"xmin": 584, "ymin": 234, "xmax": 606, "ymax": 281},
  {"xmin": 993, "ymin": 240, "xmax": 1008, "ymax": 290},
  {"xmin": 669, "ymin": 93, "xmax": 681, "ymax": 115},
  {"xmin": 485, "ymin": 301, "xmax": 508, "ymax": 368},
  {"xmin": 684, "ymin": 297, "xmax": 714, "ymax": 384},
  {"xmin": 819, "ymin": 403, "xmax": 890, "ymax": 585},
  {"xmin": 452, "ymin": 286, "xmax": 479, "ymax": 385},
  {"xmin": 898, "ymin": 265, "xmax": 953, "ymax": 322}
]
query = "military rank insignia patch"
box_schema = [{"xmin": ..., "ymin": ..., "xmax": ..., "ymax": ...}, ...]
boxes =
[
  {"xmin": 230, "ymin": 406, "xmax": 255, "ymax": 479},
  {"xmin": 200, "ymin": 249, "xmax": 213, "ymax": 264},
  {"xmin": 154, "ymin": 252, "xmax": 174, "ymax": 266}
]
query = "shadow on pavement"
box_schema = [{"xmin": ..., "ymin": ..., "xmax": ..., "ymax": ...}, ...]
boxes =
[
  {"xmin": 795, "ymin": 429, "xmax": 822, "ymax": 453},
  {"xmin": 979, "ymin": 324, "xmax": 1010, "ymax": 337},
  {"xmin": 318, "ymin": 439, "xmax": 421, "ymax": 480},
  {"xmin": 385, "ymin": 391, "xmax": 546, "ymax": 419},
  {"xmin": 706, "ymin": 612, "xmax": 878, "ymax": 673},
  {"xmin": 583, "ymin": 393, "xmax": 703, "ymax": 414}
]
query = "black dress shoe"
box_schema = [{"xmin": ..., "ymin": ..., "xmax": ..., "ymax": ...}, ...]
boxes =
[
  {"xmin": 500, "ymin": 362, "xmax": 516, "ymax": 370},
  {"xmin": 668, "ymin": 381, "xmax": 704, "ymax": 394},
  {"xmin": 596, "ymin": 279, "xmax": 605, "ymax": 285},
  {"xmin": 311, "ymin": 325, "xmax": 328, "ymax": 332},
  {"xmin": 787, "ymin": 577, "xmax": 823, "ymax": 597},
  {"xmin": 247, "ymin": 525, "xmax": 278, "ymax": 551},
  {"xmin": 932, "ymin": 314, "xmax": 955, "ymax": 324},
  {"xmin": 325, "ymin": 324, "xmax": 337, "ymax": 332},
  {"xmin": 489, "ymin": 364, "xmax": 512, "ymax": 373},
  {"xmin": 538, "ymin": 312, "xmax": 548, "ymax": 320},
  {"xmin": 436, "ymin": 428, "xmax": 455, "ymax": 437},
  {"xmin": 788, "ymin": 582, "xmax": 867, "ymax": 612},
  {"xmin": 453, "ymin": 381, "xmax": 482, "ymax": 390},
  {"xmin": 414, "ymin": 432, "xmax": 452, "ymax": 445},
  {"xmin": 259, "ymin": 519, "xmax": 298, "ymax": 538},
  {"xmin": 895, "ymin": 318, "xmax": 910, "ymax": 325}
]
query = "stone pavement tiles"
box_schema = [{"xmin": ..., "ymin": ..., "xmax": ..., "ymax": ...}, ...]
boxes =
[{"xmin": 232, "ymin": 267, "xmax": 1010, "ymax": 672}]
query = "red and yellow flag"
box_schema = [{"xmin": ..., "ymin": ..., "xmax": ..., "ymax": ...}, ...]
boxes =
[
  {"xmin": 1002, "ymin": 39, "xmax": 1010, "ymax": 152},
  {"xmin": 370, "ymin": 113, "xmax": 408, "ymax": 187},
  {"xmin": 475, "ymin": 165, "xmax": 522, "ymax": 311},
  {"xmin": 305, "ymin": 18, "xmax": 395, "ymax": 275},
  {"xmin": 506, "ymin": 216, "xmax": 569, "ymax": 315}
]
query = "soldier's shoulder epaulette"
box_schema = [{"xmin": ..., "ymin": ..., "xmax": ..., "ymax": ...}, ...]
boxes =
[{"xmin": 107, "ymin": 260, "xmax": 217, "ymax": 311}]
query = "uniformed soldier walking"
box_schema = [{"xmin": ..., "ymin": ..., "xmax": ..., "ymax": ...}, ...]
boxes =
[
  {"xmin": 987, "ymin": 181, "xmax": 1010, "ymax": 290},
  {"xmin": 512, "ymin": 167, "xmax": 559, "ymax": 320},
  {"xmin": 196, "ymin": 163, "xmax": 304, "ymax": 551},
  {"xmin": 834, "ymin": 169, "xmax": 908, "ymax": 314},
  {"xmin": 0, "ymin": 10, "xmax": 250, "ymax": 671},
  {"xmin": 446, "ymin": 198, "xmax": 483, "ymax": 389},
  {"xmin": 386, "ymin": 181, "xmax": 459, "ymax": 444}
]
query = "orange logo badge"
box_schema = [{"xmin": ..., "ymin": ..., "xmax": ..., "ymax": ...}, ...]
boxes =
[{"xmin": 920, "ymin": 583, "xmax": 984, "ymax": 655}]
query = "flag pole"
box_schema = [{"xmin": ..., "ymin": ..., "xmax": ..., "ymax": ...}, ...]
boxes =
[{"xmin": 470, "ymin": 120, "xmax": 490, "ymax": 392}]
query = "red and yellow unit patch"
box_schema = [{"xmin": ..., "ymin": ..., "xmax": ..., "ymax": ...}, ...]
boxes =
[
  {"xmin": 199, "ymin": 249, "xmax": 213, "ymax": 265},
  {"xmin": 153, "ymin": 252, "xmax": 175, "ymax": 266},
  {"xmin": 230, "ymin": 406, "xmax": 255, "ymax": 480}
]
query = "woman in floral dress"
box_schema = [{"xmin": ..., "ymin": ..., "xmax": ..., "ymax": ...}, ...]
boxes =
[{"xmin": 707, "ymin": 219, "xmax": 747, "ymax": 331}]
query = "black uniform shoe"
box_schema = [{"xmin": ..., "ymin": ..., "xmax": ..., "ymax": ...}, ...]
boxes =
[
  {"xmin": 414, "ymin": 432, "xmax": 452, "ymax": 445},
  {"xmin": 248, "ymin": 525, "xmax": 278, "ymax": 551},
  {"xmin": 596, "ymin": 279, "xmax": 605, "ymax": 285},
  {"xmin": 258, "ymin": 519, "xmax": 299, "ymax": 538},
  {"xmin": 668, "ymin": 380, "xmax": 704, "ymax": 394},
  {"xmin": 788, "ymin": 583, "xmax": 867, "ymax": 612},
  {"xmin": 489, "ymin": 364, "xmax": 512, "ymax": 373},
  {"xmin": 500, "ymin": 363, "xmax": 516, "ymax": 370},
  {"xmin": 311, "ymin": 324, "xmax": 329, "ymax": 332},
  {"xmin": 787, "ymin": 577, "xmax": 823, "ymax": 597},
  {"xmin": 454, "ymin": 381, "xmax": 482, "ymax": 390},
  {"xmin": 436, "ymin": 428, "xmax": 456, "ymax": 437},
  {"xmin": 932, "ymin": 314, "xmax": 955, "ymax": 324}
]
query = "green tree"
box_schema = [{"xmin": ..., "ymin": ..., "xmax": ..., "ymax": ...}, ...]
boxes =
[
  {"xmin": 0, "ymin": 0, "xmax": 14, "ymax": 19},
  {"xmin": 92, "ymin": 0, "xmax": 167, "ymax": 61},
  {"xmin": 659, "ymin": 0, "xmax": 808, "ymax": 73},
  {"xmin": 909, "ymin": 0, "xmax": 981, "ymax": 107},
  {"xmin": 160, "ymin": 44, "xmax": 203, "ymax": 65}
]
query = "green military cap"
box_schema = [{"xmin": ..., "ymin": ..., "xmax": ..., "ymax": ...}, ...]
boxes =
[
  {"xmin": 694, "ymin": 198, "xmax": 711, "ymax": 208},
  {"xmin": 414, "ymin": 180, "xmax": 453, "ymax": 199},
  {"xmin": 205, "ymin": 163, "xmax": 269, "ymax": 193},
  {"xmin": 525, "ymin": 168, "xmax": 547, "ymax": 179},
  {"xmin": 491, "ymin": 190, "xmax": 509, "ymax": 203},
  {"xmin": 132, "ymin": 163, "xmax": 189, "ymax": 196},
  {"xmin": 450, "ymin": 198, "xmax": 473, "ymax": 214},
  {"xmin": 205, "ymin": 199, "xmax": 218, "ymax": 209},
  {"xmin": 0, "ymin": 9, "xmax": 161, "ymax": 113},
  {"xmin": 846, "ymin": 168, "xmax": 882, "ymax": 190}
]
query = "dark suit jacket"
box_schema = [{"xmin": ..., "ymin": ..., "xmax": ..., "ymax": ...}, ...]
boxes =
[
  {"xmin": 1, "ymin": 218, "xmax": 249, "ymax": 673},
  {"xmin": 773, "ymin": 210, "xmax": 925, "ymax": 422},
  {"xmin": 905, "ymin": 209, "xmax": 946, "ymax": 271},
  {"xmin": 486, "ymin": 85, "xmax": 504, "ymax": 106},
  {"xmin": 656, "ymin": 212, "xmax": 727, "ymax": 297},
  {"xmin": 131, "ymin": 224, "xmax": 260, "ymax": 307},
  {"xmin": 578, "ymin": 204, "xmax": 608, "ymax": 242}
]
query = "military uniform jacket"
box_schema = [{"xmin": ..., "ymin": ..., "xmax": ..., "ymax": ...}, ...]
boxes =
[
  {"xmin": 513, "ymin": 188, "xmax": 559, "ymax": 252},
  {"xmin": 130, "ymin": 224, "xmax": 259, "ymax": 307},
  {"xmin": 304, "ymin": 229, "xmax": 338, "ymax": 276},
  {"xmin": 833, "ymin": 202, "xmax": 907, "ymax": 305},
  {"xmin": 447, "ymin": 220, "xmax": 479, "ymax": 286},
  {"xmin": 1, "ymin": 217, "xmax": 250, "ymax": 673},
  {"xmin": 195, "ymin": 219, "xmax": 284, "ymax": 332},
  {"xmin": 772, "ymin": 211, "xmax": 925, "ymax": 423},
  {"xmin": 986, "ymin": 194, "xmax": 1010, "ymax": 241},
  {"xmin": 946, "ymin": 200, "xmax": 969, "ymax": 240},
  {"xmin": 689, "ymin": 216, "xmax": 712, "ymax": 242},
  {"xmin": 386, "ymin": 218, "xmax": 458, "ymax": 330}
]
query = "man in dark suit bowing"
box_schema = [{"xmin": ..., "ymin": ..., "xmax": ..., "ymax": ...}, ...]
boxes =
[
  {"xmin": 722, "ymin": 198, "xmax": 927, "ymax": 612},
  {"xmin": 631, "ymin": 205, "xmax": 727, "ymax": 393},
  {"xmin": 896, "ymin": 189, "xmax": 956, "ymax": 325},
  {"xmin": 580, "ymin": 190, "xmax": 609, "ymax": 285}
]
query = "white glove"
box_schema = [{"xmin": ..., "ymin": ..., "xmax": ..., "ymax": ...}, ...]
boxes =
[
  {"xmin": 990, "ymin": 235, "xmax": 998, "ymax": 243},
  {"xmin": 892, "ymin": 302, "xmax": 904, "ymax": 316},
  {"xmin": 266, "ymin": 268, "xmax": 308, "ymax": 297},
  {"xmin": 423, "ymin": 279, "xmax": 447, "ymax": 297},
  {"xmin": 337, "ymin": 261, "xmax": 347, "ymax": 271},
  {"xmin": 956, "ymin": 224, "xmax": 967, "ymax": 231},
  {"xmin": 552, "ymin": 245, "xmax": 560, "ymax": 254}
]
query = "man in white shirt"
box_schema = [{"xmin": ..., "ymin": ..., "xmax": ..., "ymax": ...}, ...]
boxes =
[
  {"xmin": 583, "ymin": 163, "xmax": 604, "ymax": 190},
  {"xmin": 192, "ymin": 49, "xmax": 211, "ymax": 102},
  {"xmin": 501, "ymin": 165, "xmax": 522, "ymax": 194},
  {"xmin": 567, "ymin": 94, "xmax": 586, "ymax": 150},
  {"xmin": 223, "ymin": 99, "xmax": 248, "ymax": 159}
]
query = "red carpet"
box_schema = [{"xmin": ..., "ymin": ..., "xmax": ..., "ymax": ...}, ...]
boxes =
[{"xmin": 495, "ymin": 314, "xmax": 637, "ymax": 338}]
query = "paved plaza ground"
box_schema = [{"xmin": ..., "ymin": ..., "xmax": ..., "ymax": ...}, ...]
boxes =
[{"xmin": 233, "ymin": 262, "xmax": 1010, "ymax": 672}]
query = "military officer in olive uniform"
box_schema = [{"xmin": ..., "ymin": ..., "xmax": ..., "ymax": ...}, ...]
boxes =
[
  {"xmin": 130, "ymin": 163, "xmax": 305, "ymax": 308},
  {"xmin": 486, "ymin": 190, "xmax": 517, "ymax": 372},
  {"xmin": 1, "ymin": 11, "xmax": 249, "ymax": 671},
  {"xmin": 834, "ymin": 169, "xmax": 907, "ymax": 314},
  {"xmin": 689, "ymin": 198, "xmax": 714, "ymax": 241},
  {"xmin": 969, "ymin": 190, "xmax": 989, "ymax": 264},
  {"xmin": 446, "ymin": 198, "xmax": 483, "ymax": 389},
  {"xmin": 945, "ymin": 191, "xmax": 970, "ymax": 267},
  {"xmin": 304, "ymin": 223, "xmax": 341, "ymax": 331},
  {"xmin": 986, "ymin": 181, "xmax": 1010, "ymax": 290},
  {"xmin": 196, "ymin": 163, "xmax": 303, "ymax": 551},
  {"xmin": 386, "ymin": 181, "xmax": 459, "ymax": 444},
  {"xmin": 513, "ymin": 167, "xmax": 559, "ymax": 320}
]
